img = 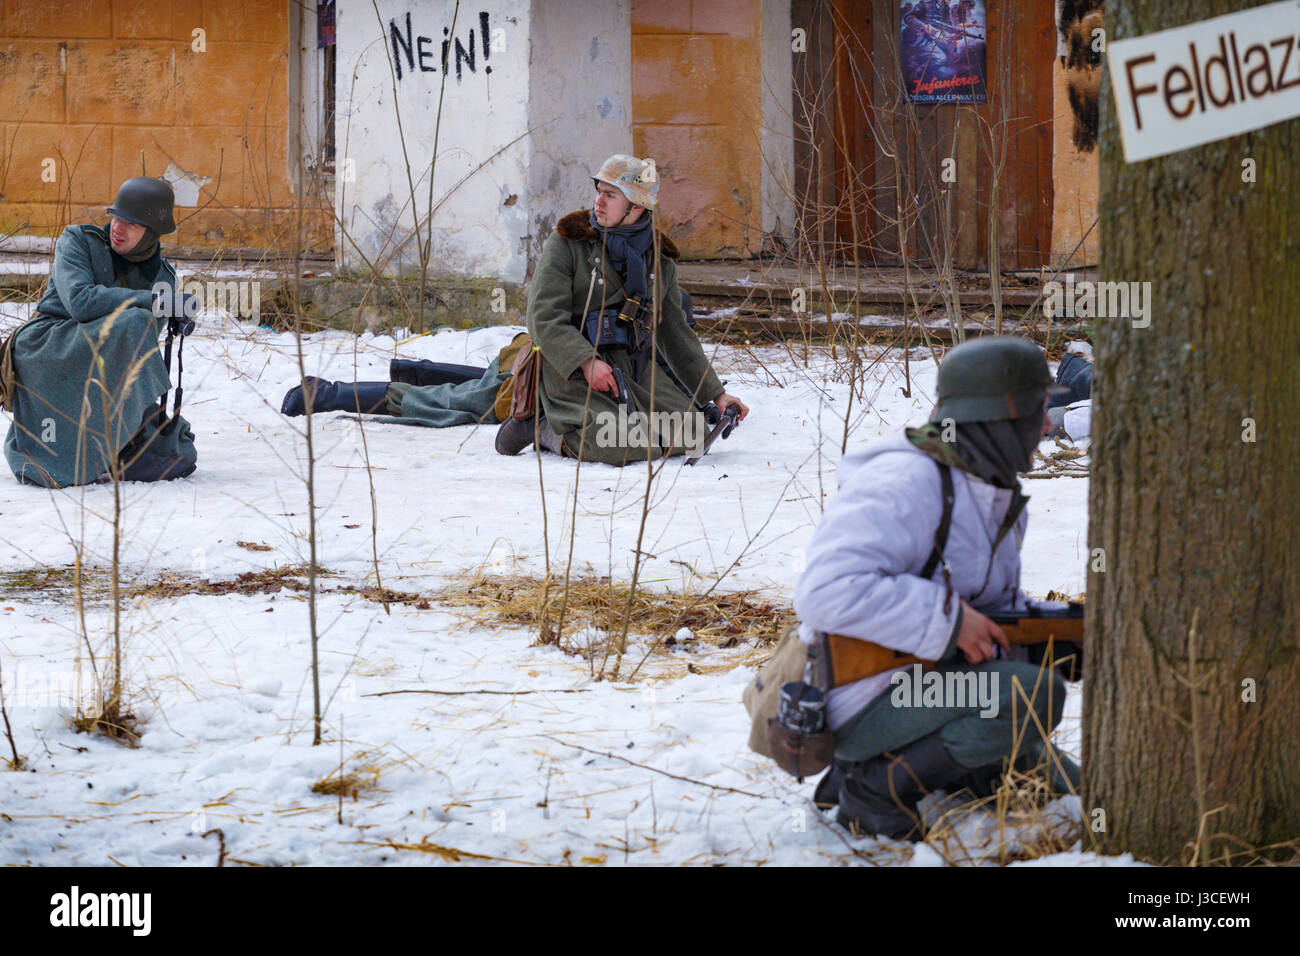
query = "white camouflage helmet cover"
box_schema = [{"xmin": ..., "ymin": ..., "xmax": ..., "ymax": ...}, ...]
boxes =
[{"xmin": 593, "ymin": 154, "xmax": 659, "ymax": 211}]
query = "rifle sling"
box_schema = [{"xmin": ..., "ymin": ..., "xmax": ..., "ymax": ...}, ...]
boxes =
[{"xmin": 920, "ymin": 462, "xmax": 954, "ymax": 580}]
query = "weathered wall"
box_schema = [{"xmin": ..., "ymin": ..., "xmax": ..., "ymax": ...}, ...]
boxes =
[
  {"xmin": 523, "ymin": 0, "xmax": 632, "ymax": 278},
  {"xmin": 1051, "ymin": 56, "xmax": 1100, "ymax": 268},
  {"xmin": 760, "ymin": 0, "xmax": 795, "ymax": 247},
  {"xmin": 0, "ymin": 0, "xmax": 327, "ymax": 251},
  {"xmin": 336, "ymin": 2, "xmax": 531, "ymax": 280},
  {"xmin": 631, "ymin": 0, "xmax": 765, "ymax": 258},
  {"xmin": 337, "ymin": 0, "xmax": 630, "ymax": 282}
]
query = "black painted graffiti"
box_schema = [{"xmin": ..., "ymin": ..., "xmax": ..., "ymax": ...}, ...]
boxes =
[{"xmin": 389, "ymin": 10, "xmax": 494, "ymax": 82}]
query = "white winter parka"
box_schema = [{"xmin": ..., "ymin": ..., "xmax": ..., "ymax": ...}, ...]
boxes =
[{"xmin": 795, "ymin": 431, "xmax": 1031, "ymax": 729}]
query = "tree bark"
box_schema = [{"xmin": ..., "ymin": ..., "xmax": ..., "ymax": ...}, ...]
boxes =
[{"xmin": 1084, "ymin": 0, "xmax": 1300, "ymax": 864}]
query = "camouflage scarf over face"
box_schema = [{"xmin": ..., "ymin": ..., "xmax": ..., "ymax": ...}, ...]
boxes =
[{"xmin": 907, "ymin": 413, "xmax": 1042, "ymax": 491}]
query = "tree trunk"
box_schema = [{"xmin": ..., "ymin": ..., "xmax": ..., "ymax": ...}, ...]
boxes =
[{"xmin": 1084, "ymin": 0, "xmax": 1300, "ymax": 864}]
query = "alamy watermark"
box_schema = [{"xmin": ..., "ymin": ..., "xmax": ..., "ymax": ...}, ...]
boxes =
[
  {"xmin": 594, "ymin": 406, "xmax": 707, "ymax": 459},
  {"xmin": 1043, "ymin": 273, "xmax": 1151, "ymax": 328},
  {"xmin": 1, "ymin": 663, "xmax": 99, "ymax": 709},
  {"xmin": 153, "ymin": 279, "xmax": 261, "ymax": 323},
  {"xmin": 49, "ymin": 886, "xmax": 151, "ymax": 936},
  {"xmin": 890, "ymin": 663, "xmax": 1000, "ymax": 718}
]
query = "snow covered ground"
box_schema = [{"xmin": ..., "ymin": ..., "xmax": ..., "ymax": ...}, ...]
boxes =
[{"xmin": 0, "ymin": 311, "xmax": 1122, "ymax": 866}]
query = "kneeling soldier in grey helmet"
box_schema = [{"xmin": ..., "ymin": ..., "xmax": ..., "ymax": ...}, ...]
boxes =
[
  {"xmin": 793, "ymin": 336, "xmax": 1081, "ymax": 841},
  {"xmin": 2, "ymin": 177, "xmax": 197, "ymax": 487}
]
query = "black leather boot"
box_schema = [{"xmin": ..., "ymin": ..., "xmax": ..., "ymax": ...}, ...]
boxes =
[
  {"xmin": 389, "ymin": 358, "xmax": 485, "ymax": 387},
  {"xmin": 813, "ymin": 757, "xmax": 851, "ymax": 809},
  {"xmin": 495, "ymin": 416, "xmax": 565, "ymax": 456},
  {"xmin": 837, "ymin": 732, "xmax": 969, "ymax": 841},
  {"xmin": 112, "ymin": 411, "xmax": 196, "ymax": 483},
  {"xmin": 928, "ymin": 741, "xmax": 1082, "ymax": 803},
  {"xmin": 119, "ymin": 451, "xmax": 196, "ymax": 482},
  {"xmin": 281, "ymin": 378, "xmax": 390, "ymax": 416},
  {"xmin": 495, "ymin": 416, "xmax": 536, "ymax": 455}
]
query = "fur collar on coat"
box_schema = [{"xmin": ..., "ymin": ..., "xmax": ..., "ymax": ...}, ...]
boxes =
[{"xmin": 555, "ymin": 209, "xmax": 679, "ymax": 259}]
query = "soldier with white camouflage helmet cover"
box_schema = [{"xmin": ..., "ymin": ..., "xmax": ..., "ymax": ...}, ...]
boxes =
[{"xmin": 495, "ymin": 153, "xmax": 748, "ymax": 463}]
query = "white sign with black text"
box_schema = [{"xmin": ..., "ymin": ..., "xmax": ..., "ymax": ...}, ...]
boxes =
[{"xmin": 1108, "ymin": 0, "xmax": 1300, "ymax": 162}]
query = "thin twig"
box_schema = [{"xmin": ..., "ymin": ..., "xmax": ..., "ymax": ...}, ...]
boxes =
[{"xmin": 541, "ymin": 734, "xmax": 769, "ymax": 799}]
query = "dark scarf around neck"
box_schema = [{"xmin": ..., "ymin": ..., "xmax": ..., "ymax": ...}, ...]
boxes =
[
  {"xmin": 908, "ymin": 409, "xmax": 1043, "ymax": 491},
  {"xmin": 108, "ymin": 223, "xmax": 163, "ymax": 288},
  {"xmin": 588, "ymin": 209, "xmax": 654, "ymax": 302},
  {"xmin": 908, "ymin": 416, "xmax": 1037, "ymax": 596},
  {"xmin": 115, "ymin": 224, "xmax": 160, "ymax": 263},
  {"xmin": 951, "ymin": 416, "xmax": 1043, "ymax": 490}
]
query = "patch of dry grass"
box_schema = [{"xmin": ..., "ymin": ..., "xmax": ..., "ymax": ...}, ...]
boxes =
[
  {"xmin": 436, "ymin": 572, "xmax": 791, "ymax": 647},
  {"xmin": 71, "ymin": 695, "xmax": 141, "ymax": 746},
  {"xmin": 921, "ymin": 765, "xmax": 1084, "ymax": 865},
  {"xmin": 0, "ymin": 563, "xmax": 338, "ymax": 605},
  {"xmin": 139, "ymin": 564, "xmax": 337, "ymax": 599},
  {"xmin": 429, "ymin": 571, "xmax": 792, "ymax": 679},
  {"xmin": 310, "ymin": 770, "xmax": 377, "ymax": 799},
  {"xmin": 310, "ymin": 748, "xmax": 389, "ymax": 799}
]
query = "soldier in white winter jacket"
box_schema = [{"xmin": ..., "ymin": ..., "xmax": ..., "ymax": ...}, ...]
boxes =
[{"xmin": 794, "ymin": 336, "xmax": 1081, "ymax": 841}]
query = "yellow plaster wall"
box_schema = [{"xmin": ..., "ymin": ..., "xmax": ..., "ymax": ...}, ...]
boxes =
[
  {"xmin": 0, "ymin": 0, "xmax": 329, "ymax": 251},
  {"xmin": 632, "ymin": 0, "xmax": 764, "ymax": 258}
]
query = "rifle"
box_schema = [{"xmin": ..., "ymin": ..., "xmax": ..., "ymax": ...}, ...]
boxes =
[
  {"xmin": 685, "ymin": 404, "xmax": 740, "ymax": 465},
  {"xmin": 922, "ymin": 16, "xmax": 984, "ymax": 41},
  {"xmin": 823, "ymin": 602, "xmax": 1083, "ymax": 688}
]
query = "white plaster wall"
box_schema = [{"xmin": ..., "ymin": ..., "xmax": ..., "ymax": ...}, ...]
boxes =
[
  {"xmin": 760, "ymin": 0, "xmax": 795, "ymax": 244},
  {"xmin": 335, "ymin": 0, "xmax": 632, "ymax": 282},
  {"xmin": 336, "ymin": 0, "xmax": 533, "ymax": 281},
  {"xmin": 524, "ymin": 0, "xmax": 632, "ymax": 277}
]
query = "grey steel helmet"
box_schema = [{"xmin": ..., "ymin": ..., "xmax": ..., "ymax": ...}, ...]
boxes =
[
  {"xmin": 930, "ymin": 336, "xmax": 1069, "ymax": 424},
  {"xmin": 107, "ymin": 177, "xmax": 177, "ymax": 235}
]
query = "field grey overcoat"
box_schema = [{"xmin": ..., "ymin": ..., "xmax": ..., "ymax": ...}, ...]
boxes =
[
  {"xmin": 3, "ymin": 224, "xmax": 192, "ymax": 487},
  {"xmin": 525, "ymin": 210, "xmax": 724, "ymax": 464}
]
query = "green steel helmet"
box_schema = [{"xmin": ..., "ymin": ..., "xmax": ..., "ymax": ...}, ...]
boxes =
[
  {"xmin": 930, "ymin": 336, "xmax": 1068, "ymax": 424},
  {"xmin": 593, "ymin": 154, "xmax": 659, "ymax": 210},
  {"xmin": 107, "ymin": 177, "xmax": 176, "ymax": 235}
]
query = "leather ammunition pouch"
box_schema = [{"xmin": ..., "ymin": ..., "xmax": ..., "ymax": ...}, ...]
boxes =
[
  {"xmin": 508, "ymin": 339, "xmax": 541, "ymax": 421},
  {"xmin": 583, "ymin": 307, "xmax": 634, "ymax": 350}
]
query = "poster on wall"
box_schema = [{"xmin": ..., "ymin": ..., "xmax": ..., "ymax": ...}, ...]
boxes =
[{"xmin": 901, "ymin": 0, "xmax": 988, "ymax": 103}]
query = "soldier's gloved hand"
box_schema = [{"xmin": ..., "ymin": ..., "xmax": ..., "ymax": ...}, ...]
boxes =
[{"xmin": 956, "ymin": 600, "xmax": 1009, "ymax": 664}]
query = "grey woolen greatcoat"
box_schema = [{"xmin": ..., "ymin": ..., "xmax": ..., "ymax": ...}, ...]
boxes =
[
  {"xmin": 3, "ymin": 224, "xmax": 192, "ymax": 487},
  {"xmin": 525, "ymin": 210, "xmax": 724, "ymax": 465}
]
